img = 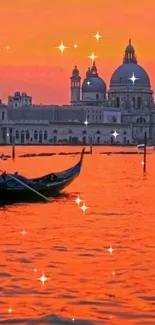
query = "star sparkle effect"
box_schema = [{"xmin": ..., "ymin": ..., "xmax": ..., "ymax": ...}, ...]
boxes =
[
  {"xmin": 73, "ymin": 44, "xmax": 78, "ymax": 49},
  {"xmin": 75, "ymin": 196, "xmax": 83, "ymax": 205},
  {"xmin": 88, "ymin": 52, "xmax": 98, "ymax": 62},
  {"xmin": 8, "ymin": 308, "xmax": 13, "ymax": 313},
  {"xmin": 38, "ymin": 272, "xmax": 48, "ymax": 284},
  {"xmin": 56, "ymin": 41, "xmax": 68, "ymax": 54},
  {"xmin": 112, "ymin": 130, "xmax": 119, "ymax": 138},
  {"xmin": 34, "ymin": 268, "xmax": 38, "ymax": 272},
  {"xmin": 5, "ymin": 46, "xmax": 10, "ymax": 51},
  {"xmin": 80, "ymin": 203, "xmax": 88, "ymax": 212},
  {"xmin": 94, "ymin": 31, "xmax": 102, "ymax": 41},
  {"xmin": 21, "ymin": 230, "xmax": 27, "ymax": 236},
  {"xmin": 108, "ymin": 246, "xmax": 113, "ymax": 254},
  {"xmin": 87, "ymin": 81, "xmax": 91, "ymax": 86},
  {"xmin": 141, "ymin": 161, "xmax": 145, "ymax": 165},
  {"xmin": 128, "ymin": 73, "xmax": 139, "ymax": 85},
  {"xmin": 84, "ymin": 119, "xmax": 89, "ymax": 126}
]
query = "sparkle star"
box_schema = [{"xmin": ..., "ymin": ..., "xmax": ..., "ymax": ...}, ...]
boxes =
[
  {"xmin": 94, "ymin": 31, "xmax": 102, "ymax": 41},
  {"xmin": 75, "ymin": 196, "xmax": 83, "ymax": 205},
  {"xmin": 73, "ymin": 44, "xmax": 78, "ymax": 49},
  {"xmin": 108, "ymin": 246, "xmax": 113, "ymax": 254},
  {"xmin": 8, "ymin": 308, "xmax": 12, "ymax": 313},
  {"xmin": 87, "ymin": 81, "xmax": 91, "ymax": 85},
  {"xmin": 80, "ymin": 203, "xmax": 88, "ymax": 212},
  {"xmin": 84, "ymin": 120, "xmax": 89, "ymax": 126},
  {"xmin": 128, "ymin": 73, "xmax": 139, "ymax": 85},
  {"xmin": 88, "ymin": 52, "xmax": 98, "ymax": 62},
  {"xmin": 38, "ymin": 272, "xmax": 48, "ymax": 284},
  {"xmin": 112, "ymin": 130, "xmax": 119, "ymax": 138},
  {"xmin": 141, "ymin": 161, "xmax": 145, "ymax": 165},
  {"xmin": 34, "ymin": 268, "xmax": 38, "ymax": 272},
  {"xmin": 72, "ymin": 318, "xmax": 75, "ymax": 322},
  {"xmin": 56, "ymin": 41, "xmax": 68, "ymax": 54},
  {"xmin": 5, "ymin": 46, "xmax": 10, "ymax": 51},
  {"xmin": 21, "ymin": 230, "xmax": 27, "ymax": 236}
]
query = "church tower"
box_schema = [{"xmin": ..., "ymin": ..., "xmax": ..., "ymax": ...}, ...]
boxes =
[{"xmin": 70, "ymin": 66, "xmax": 81, "ymax": 104}]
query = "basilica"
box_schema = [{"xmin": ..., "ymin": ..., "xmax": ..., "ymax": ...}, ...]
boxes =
[{"xmin": 0, "ymin": 39, "xmax": 155, "ymax": 145}]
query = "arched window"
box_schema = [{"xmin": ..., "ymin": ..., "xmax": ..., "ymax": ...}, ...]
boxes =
[
  {"xmin": 53, "ymin": 129, "xmax": 57, "ymax": 134},
  {"xmin": 34, "ymin": 130, "xmax": 38, "ymax": 140},
  {"xmin": 132, "ymin": 97, "xmax": 135, "ymax": 107},
  {"xmin": 44, "ymin": 130, "xmax": 48, "ymax": 140},
  {"xmin": 82, "ymin": 130, "xmax": 87, "ymax": 134},
  {"xmin": 136, "ymin": 117, "xmax": 146, "ymax": 124},
  {"xmin": 26, "ymin": 130, "xmax": 30, "ymax": 140},
  {"xmin": 116, "ymin": 97, "xmax": 120, "ymax": 108},
  {"xmin": 123, "ymin": 131, "xmax": 127, "ymax": 135},
  {"xmin": 96, "ymin": 94, "xmax": 99, "ymax": 100},
  {"xmin": 2, "ymin": 111, "xmax": 5, "ymax": 120},
  {"xmin": 137, "ymin": 97, "xmax": 142, "ymax": 109},
  {"xmin": 15, "ymin": 130, "xmax": 19, "ymax": 140},
  {"xmin": 96, "ymin": 130, "xmax": 101, "ymax": 134}
]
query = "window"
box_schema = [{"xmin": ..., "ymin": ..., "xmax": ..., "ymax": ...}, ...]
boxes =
[
  {"xmin": 2, "ymin": 112, "xmax": 5, "ymax": 120},
  {"xmin": 96, "ymin": 130, "xmax": 101, "ymax": 134},
  {"xmin": 26, "ymin": 130, "xmax": 30, "ymax": 140},
  {"xmin": 34, "ymin": 130, "xmax": 38, "ymax": 140},
  {"xmin": 15, "ymin": 130, "xmax": 19, "ymax": 140},
  {"xmin": 44, "ymin": 130, "xmax": 48, "ymax": 140},
  {"xmin": 96, "ymin": 94, "xmax": 99, "ymax": 100},
  {"xmin": 136, "ymin": 117, "xmax": 146, "ymax": 124},
  {"xmin": 137, "ymin": 97, "xmax": 142, "ymax": 109},
  {"xmin": 116, "ymin": 97, "xmax": 120, "ymax": 108},
  {"xmin": 53, "ymin": 129, "xmax": 57, "ymax": 134}
]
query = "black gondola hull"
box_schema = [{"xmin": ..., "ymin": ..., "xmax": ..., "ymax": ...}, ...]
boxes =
[{"xmin": 0, "ymin": 148, "xmax": 85, "ymax": 205}]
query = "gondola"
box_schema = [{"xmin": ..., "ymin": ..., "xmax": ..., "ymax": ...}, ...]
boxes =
[{"xmin": 0, "ymin": 148, "xmax": 85, "ymax": 204}]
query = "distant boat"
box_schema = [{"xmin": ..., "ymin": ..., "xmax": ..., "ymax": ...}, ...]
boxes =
[
  {"xmin": 137, "ymin": 144, "xmax": 145, "ymax": 152},
  {"xmin": 0, "ymin": 148, "xmax": 85, "ymax": 204},
  {"xmin": 0, "ymin": 154, "xmax": 7, "ymax": 160}
]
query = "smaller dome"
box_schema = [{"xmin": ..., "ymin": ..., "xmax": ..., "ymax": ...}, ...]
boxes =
[{"xmin": 82, "ymin": 63, "xmax": 106, "ymax": 93}]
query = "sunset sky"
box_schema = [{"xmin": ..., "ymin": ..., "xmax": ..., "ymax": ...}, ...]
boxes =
[{"xmin": 0, "ymin": 0, "xmax": 155, "ymax": 104}]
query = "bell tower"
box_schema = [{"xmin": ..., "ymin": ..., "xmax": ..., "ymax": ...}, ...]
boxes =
[{"xmin": 70, "ymin": 66, "xmax": 81, "ymax": 104}]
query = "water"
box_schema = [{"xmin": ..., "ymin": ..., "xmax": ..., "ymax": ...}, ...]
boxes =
[{"xmin": 0, "ymin": 146, "xmax": 155, "ymax": 325}]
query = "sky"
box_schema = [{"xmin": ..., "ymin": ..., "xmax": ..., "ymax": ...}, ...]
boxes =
[{"xmin": 0, "ymin": 0, "xmax": 155, "ymax": 104}]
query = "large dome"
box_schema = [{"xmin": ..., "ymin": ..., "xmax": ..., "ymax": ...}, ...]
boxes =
[
  {"xmin": 110, "ymin": 63, "xmax": 150, "ymax": 87},
  {"xmin": 110, "ymin": 39, "xmax": 151, "ymax": 88},
  {"xmin": 82, "ymin": 63, "xmax": 106, "ymax": 93}
]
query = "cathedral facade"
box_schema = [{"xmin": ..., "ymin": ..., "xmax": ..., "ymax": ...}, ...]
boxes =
[{"xmin": 0, "ymin": 39, "xmax": 155, "ymax": 145}]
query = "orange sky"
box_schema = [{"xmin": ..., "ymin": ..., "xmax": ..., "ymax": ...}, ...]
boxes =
[{"xmin": 0, "ymin": 0, "xmax": 155, "ymax": 104}]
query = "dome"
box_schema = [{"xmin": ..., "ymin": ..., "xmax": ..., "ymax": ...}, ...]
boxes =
[
  {"xmin": 110, "ymin": 39, "xmax": 151, "ymax": 88},
  {"xmin": 82, "ymin": 62, "xmax": 106, "ymax": 93},
  {"xmin": 110, "ymin": 63, "xmax": 150, "ymax": 87}
]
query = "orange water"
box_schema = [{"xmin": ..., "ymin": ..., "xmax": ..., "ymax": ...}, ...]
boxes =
[{"xmin": 0, "ymin": 146, "xmax": 155, "ymax": 325}]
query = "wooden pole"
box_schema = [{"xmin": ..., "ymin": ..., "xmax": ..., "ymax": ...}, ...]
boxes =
[
  {"xmin": 12, "ymin": 135, "xmax": 15, "ymax": 160},
  {"xmin": 143, "ymin": 132, "xmax": 147, "ymax": 173},
  {"xmin": 90, "ymin": 137, "xmax": 92, "ymax": 154}
]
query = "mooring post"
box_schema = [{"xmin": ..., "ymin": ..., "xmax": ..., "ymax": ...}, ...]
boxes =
[
  {"xmin": 143, "ymin": 132, "xmax": 147, "ymax": 173},
  {"xmin": 90, "ymin": 136, "xmax": 92, "ymax": 154},
  {"xmin": 12, "ymin": 135, "xmax": 15, "ymax": 160}
]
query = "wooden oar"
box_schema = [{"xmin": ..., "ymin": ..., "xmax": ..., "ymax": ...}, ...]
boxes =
[{"xmin": 0, "ymin": 169, "xmax": 51, "ymax": 203}]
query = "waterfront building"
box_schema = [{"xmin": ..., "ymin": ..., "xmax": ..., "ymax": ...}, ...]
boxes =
[{"xmin": 0, "ymin": 39, "xmax": 154, "ymax": 145}]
